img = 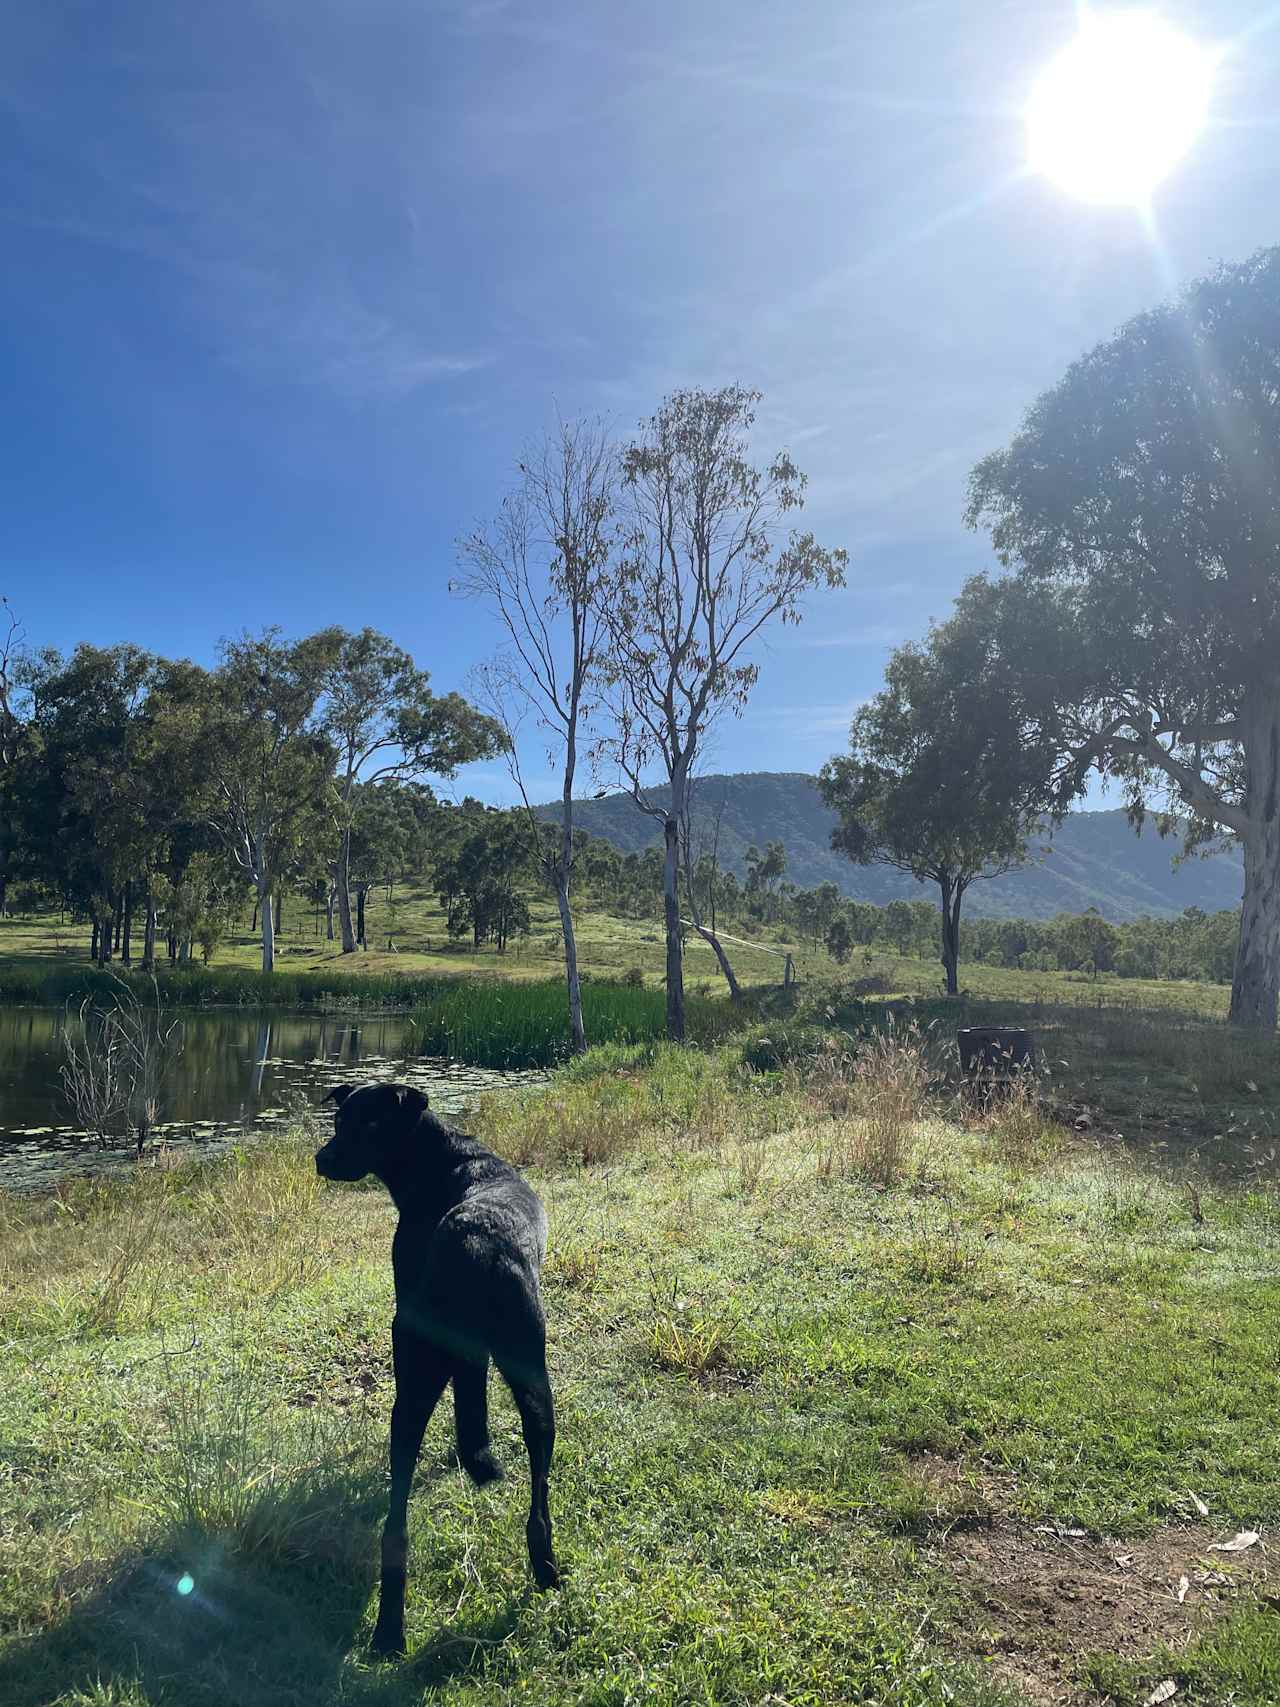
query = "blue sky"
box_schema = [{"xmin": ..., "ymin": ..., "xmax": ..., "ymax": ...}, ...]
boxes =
[{"xmin": 2, "ymin": 1, "xmax": 1277, "ymax": 804}]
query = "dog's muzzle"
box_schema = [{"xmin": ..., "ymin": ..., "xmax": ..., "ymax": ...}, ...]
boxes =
[{"xmin": 315, "ymin": 1143, "xmax": 367, "ymax": 1181}]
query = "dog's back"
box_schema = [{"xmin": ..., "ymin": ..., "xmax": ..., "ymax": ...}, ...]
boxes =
[{"xmin": 392, "ymin": 1115, "xmax": 549, "ymax": 1359}]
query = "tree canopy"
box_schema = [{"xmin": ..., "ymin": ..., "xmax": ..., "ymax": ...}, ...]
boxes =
[
  {"xmin": 820, "ymin": 629, "xmax": 1052, "ymax": 993},
  {"xmin": 965, "ymin": 245, "xmax": 1280, "ymax": 1026}
]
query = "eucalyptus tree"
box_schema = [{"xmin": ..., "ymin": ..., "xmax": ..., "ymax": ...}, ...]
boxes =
[
  {"xmin": 18, "ymin": 644, "xmax": 160, "ymax": 962},
  {"xmin": 203, "ymin": 630, "xmax": 334, "ymax": 974},
  {"xmin": 432, "ymin": 807, "xmax": 535, "ymax": 953},
  {"xmin": 345, "ymin": 780, "xmax": 438, "ymax": 948},
  {"xmin": 313, "ymin": 627, "xmax": 501, "ymax": 955},
  {"xmin": 966, "ymin": 246, "xmax": 1280, "ymax": 1026},
  {"xmin": 820, "ymin": 634, "xmax": 1052, "ymax": 995},
  {"xmin": 456, "ymin": 416, "xmax": 615, "ymax": 1054},
  {"xmin": 594, "ymin": 385, "xmax": 847, "ymax": 1041}
]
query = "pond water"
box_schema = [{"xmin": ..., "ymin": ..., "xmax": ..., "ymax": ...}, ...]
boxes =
[{"xmin": 0, "ymin": 1007, "xmax": 543, "ymax": 1193}]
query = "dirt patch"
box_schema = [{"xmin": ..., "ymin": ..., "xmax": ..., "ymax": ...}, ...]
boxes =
[{"xmin": 930, "ymin": 1508, "xmax": 1270, "ymax": 1705}]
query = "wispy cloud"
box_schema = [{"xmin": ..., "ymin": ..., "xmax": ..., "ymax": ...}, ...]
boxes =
[
  {"xmin": 789, "ymin": 621, "xmax": 905, "ymax": 650},
  {"xmin": 760, "ymin": 698, "xmax": 867, "ymax": 737}
]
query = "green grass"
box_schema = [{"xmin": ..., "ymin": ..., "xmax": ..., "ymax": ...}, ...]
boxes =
[
  {"xmin": 2, "ymin": 1043, "xmax": 1277, "ymax": 1706},
  {"xmin": 0, "ymin": 883, "xmax": 799, "ymax": 999},
  {"xmin": 0, "ymin": 882, "xmax": 1241, "ymax": 1025},
  {"xmin": 406, "ymin": 978, "xmax": 731, "ymax": 1069}
]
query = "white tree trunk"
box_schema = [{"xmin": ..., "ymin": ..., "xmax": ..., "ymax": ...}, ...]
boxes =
[
  {"xmin": 1230, "ymin": 812, "xmax": 1280, "ymax": 1028},
  {"xmin": 555, "ymin": 877, "xmax": 587, "ymax": 1055},
  {"xmin": 335, "ymin": 829, "xmax": 357, "ymax": 954},
  {"xmin": 259, "ymin": 873, "xmax": 275, "ymax": 974},
  {"xmin": 663, "ymin": 808, "xmax": 685, "ymax": 1043}
]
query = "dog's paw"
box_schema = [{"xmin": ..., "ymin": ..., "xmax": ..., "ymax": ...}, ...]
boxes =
[
  {"xmin": 369, "ymin": 1624, "xmax": 406, "ymax": 1659},
  {"xmin": 462, "ymin": 1449, "xmax": 504, "ymax": 1487}
]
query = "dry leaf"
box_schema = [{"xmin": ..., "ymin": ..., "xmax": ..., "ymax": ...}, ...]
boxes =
[
  {"xmin": 1209, "ymin": 1530, "xmax": 1260, "ymax": 1553},
  {"xmin": 1143, "ymin": 1683, "xmax": 1177, "ymax": 1707},
  {"xmin": 1188, "ymin": 1491, "xmax": 1209, "ymax": 1517},
  {"xmin": 1245, "ymin": 1080, "xmax": 1259, "ymax": 1093},
  {"xmin": 1176, "ymin": 1574, "xmax": 1190, "ymax": 1604}
]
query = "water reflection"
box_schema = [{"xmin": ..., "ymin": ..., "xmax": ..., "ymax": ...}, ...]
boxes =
[{"xmin": 0, "ymin": 1006, "xmax": 541, "ymax": 1192}]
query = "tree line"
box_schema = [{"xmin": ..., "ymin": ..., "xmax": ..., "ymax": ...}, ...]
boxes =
[
  {"xmin": 0, "ymin": 386, "xmax": 848, "ymax": 1049},
  {"xmin": 0, "ymin": 626, "xmax": 503, "ymax": 971},
  {"xmin": 5, "ymin": 245, "xmax": 1280, "ymax": 1034}
]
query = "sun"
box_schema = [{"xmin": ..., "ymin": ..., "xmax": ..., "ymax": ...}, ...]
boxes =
[{"xmin": 1027, "ymin": 10, "xmax": 1214, "ymax": 204}]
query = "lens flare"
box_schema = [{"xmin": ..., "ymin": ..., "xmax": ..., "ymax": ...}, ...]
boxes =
[{"xmin": 176, "ymin": 1572, "xmax": 195, "ymax": 1596}]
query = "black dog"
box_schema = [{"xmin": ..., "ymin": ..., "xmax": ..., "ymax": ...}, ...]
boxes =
[{"xmin": 315, "ymin": 1082, "xmax": 558, "ymax": 1656}]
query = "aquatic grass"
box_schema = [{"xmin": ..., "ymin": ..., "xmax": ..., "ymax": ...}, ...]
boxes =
[
  {"xmin": 470, "ymin": 1041, "xmax": 773, "ymax": 1166},
  {"xmin": 0, "ymin": 961, "xmax": 462, "ymax": 1012},
  {"xmin": 406, "ymin": 977, "xmax": 726, "ymax": 1069}
]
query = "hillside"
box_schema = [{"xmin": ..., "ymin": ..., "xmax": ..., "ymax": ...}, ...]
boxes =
[{"xmin": 539, "ymin": 771, "xmax": 1244, "ymax": 922}]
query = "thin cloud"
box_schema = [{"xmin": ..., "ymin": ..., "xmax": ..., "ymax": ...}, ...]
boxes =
[
  {"xmin": 790, "ymin": 621, "xmax": 905, "ymax": 650},
  {"xmin": 763, "ymin": 698, "xmax": 867, "ymax": 737}
]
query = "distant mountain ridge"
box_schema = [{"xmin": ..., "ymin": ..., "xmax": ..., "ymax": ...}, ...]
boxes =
[{"xmin": 536, "ymin": 771, "xmax": 1243, "ymax": 923}]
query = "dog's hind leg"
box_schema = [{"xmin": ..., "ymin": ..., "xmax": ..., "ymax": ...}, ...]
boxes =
[
  {"xmin": 495, "ymin": 1345, "xmax": 559, "ymax": 1590},
  {"xmin": 452, "ymin": 1356, "xmax": 502, "ymax": 1486}
]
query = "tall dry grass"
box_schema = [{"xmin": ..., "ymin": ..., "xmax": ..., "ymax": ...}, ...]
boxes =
[
  {"xmin": 804, "ymin": 1027, "xmax": 932, "ymax": 1186},
  {"xmin": 0, "ymin": 1132, "xmax": 343, "ymax": 1335},
  {"xmin": 976, "ymin": 1074, "xmax": 1068, "ymax": 1173}
]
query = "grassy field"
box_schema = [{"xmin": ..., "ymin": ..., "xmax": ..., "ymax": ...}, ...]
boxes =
[
  {"xmin": 1, "ymin": 1039, "xmax": 1277, "ymax": 1706},
  {"xmin": 0, "ymin": 885, "xmax": 793, "ymax": 995},
  {"xmin": 0, "ymin": 882, "xmax": 1238, "ymax": 1021},
  {"xmin": 2, "ymin": 882, "xmax": 1274, "ymax": 1149}
]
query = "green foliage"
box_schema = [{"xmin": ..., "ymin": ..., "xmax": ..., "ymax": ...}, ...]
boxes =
[
  {"xmin": 740, "ymin": 1022, "xmax": 849, "ymax": 1072},
  {"xmin": 965, "ymin": 246, "xmax": 1280, "ymax": 1025},
  {"xmin": 432, "ymin": 805, "xmax": 535, "ymax": 953}
]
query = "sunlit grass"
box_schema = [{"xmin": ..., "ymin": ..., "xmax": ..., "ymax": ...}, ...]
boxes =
[{"xmin": 2, "ymin": 1035, "xmax": 1278, "ymax": 1704}]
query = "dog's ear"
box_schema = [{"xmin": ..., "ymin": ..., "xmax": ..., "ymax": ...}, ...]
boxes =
[
  {"xmin": 327, "ymin": 1085, "xmax": 356, "ymax": 1108},
  {"xmin": 396, "ymin": 1086, "xmax": 429, "ymax": 1116}
]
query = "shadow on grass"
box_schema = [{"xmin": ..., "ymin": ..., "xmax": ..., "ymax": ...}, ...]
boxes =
[
  {"xmin": 0, "ymin": 1474, "xmax": 385, "ymax": 1707},
  {"xmin": 0, "ymin": 1468, "xmax": 545, "ymax": 1707}
]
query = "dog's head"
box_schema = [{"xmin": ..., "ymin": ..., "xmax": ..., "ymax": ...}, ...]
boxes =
[{"xmin": 314, "ymin": 1082, "xmax": 431, "ymax": 1182}]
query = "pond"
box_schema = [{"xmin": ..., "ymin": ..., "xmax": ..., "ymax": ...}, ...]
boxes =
[{"xmin": 0, "ymin": 1006, "xmax": 544, "ymax": 1193}]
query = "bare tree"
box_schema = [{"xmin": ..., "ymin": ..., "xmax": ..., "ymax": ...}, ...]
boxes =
[
  {"xmin": 594, "ymin": 386, "xmax": 847, "ymax": 1041},
  {"xmin": 456, "ymin": 417, "xmax": 616, "ymax": 1055}
]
